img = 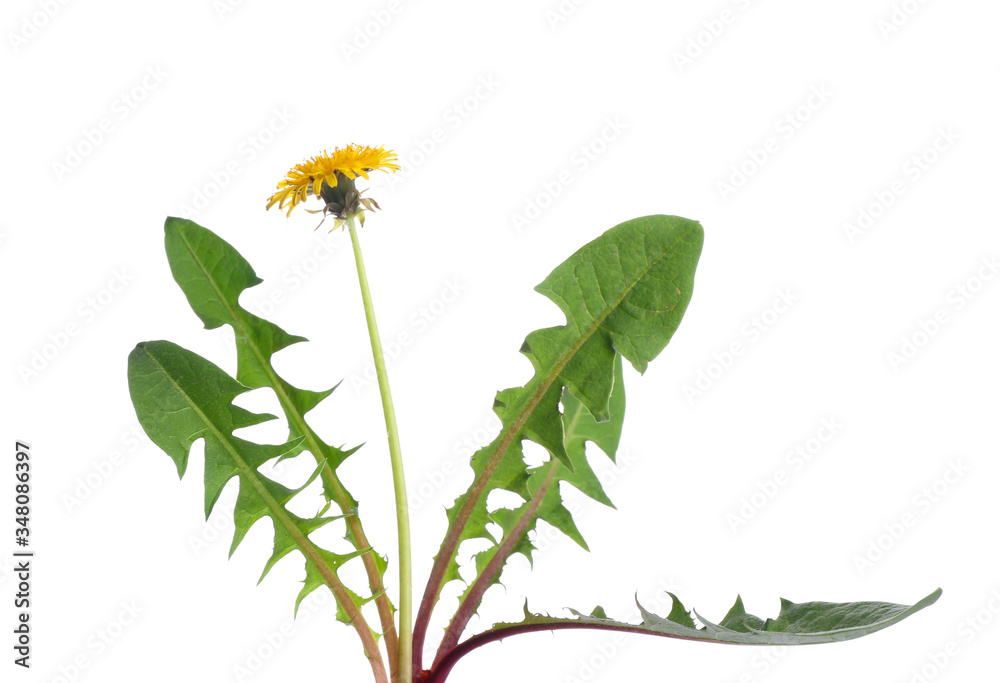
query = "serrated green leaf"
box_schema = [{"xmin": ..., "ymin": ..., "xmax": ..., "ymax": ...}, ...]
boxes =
[
  {"xmin": 296, "ymin": 547, "xmax": 367, "ymax": 621},
  {"xmin": 430, "ymin": 216, "xmax": 702, "ymax": 608},
  {"xmin": 422, "ymin": 218, "xmax": 702, "ymax": 665},
  {"xmin": 127, "ymin": 340, "xmax": 363, "ymax": 612},
  {"xmin": 495, "ymin": 588, "xmax": 942, "ymax": 645},
  {"xmin": 460, "ymin": 356, "xmax": 627, "ymax": 604},
  {"xmin": 163, "ymin": 217, "xmax": 357, "ymax": 483},
  {"xmin": 427, "ymin": 590, "xmax": 940, "ymax": 682},
  {"xmin": 159, "ymin": 218, "xmax": 397, "ymax": 646}
]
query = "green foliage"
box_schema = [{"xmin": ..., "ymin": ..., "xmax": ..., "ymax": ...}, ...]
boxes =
[
  {"xmin": 129, "ymin": 219, "xmax": 399, "ymax": 651},
  {"xmin": 427, "ymin": 216, "xmax": 705, "ymax": 611},
  {"xmin": 127, "ymin": 340, "xmax": 365, "ymax": 610},
  {"xmin": 500, "ymin": 588, "xmax": 943, "ymax": 645},
  {"xmin": 456, "ymin": 357, "xmax": 627, "ymax": 612},
  {"xmin": 425, "ymin": 589, "xmax": 943, "ymax": 680},
  {"xmin": 162, "ymin": 217, "xmax": 395, "ymax": 613},
  {"xmin": 128, "ymin": 213, "xmax": 939, "ymax": 683},
  {"xmin": 162, "ymin": 217, "xmax": 357, "ymax": 502}
]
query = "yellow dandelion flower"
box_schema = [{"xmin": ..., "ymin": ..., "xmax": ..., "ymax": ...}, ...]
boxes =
[{"xmin": 267, "ymin": 144, "xmax": 400, "ymax": 219}]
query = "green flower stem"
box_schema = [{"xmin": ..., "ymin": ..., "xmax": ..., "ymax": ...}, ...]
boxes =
[{"xmin": 347, "ymin": 215, "xmax": 412, "ymax": 683}]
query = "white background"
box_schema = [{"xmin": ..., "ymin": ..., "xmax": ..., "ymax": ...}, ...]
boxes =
[{"xmin": 2, "ymin": 1, "xmax": 998, "ymax": 682}]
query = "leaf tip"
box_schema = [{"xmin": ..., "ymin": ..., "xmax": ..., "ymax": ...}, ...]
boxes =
[{"xmin": 163, "ymin": 215, "xmax": 185, "ymax": 233}]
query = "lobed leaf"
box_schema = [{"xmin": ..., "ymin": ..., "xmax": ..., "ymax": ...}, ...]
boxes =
[
  {"xmin": 436, "ymin": 215, "xmax": 701, "ymax": 586},
  {"xmin": 417, "ymin": 216, "xmax": 704, "ymax": 665},
  {"xmin": 159, "ymin": 218, "xmax": 397, "ymax": 646},
  {"xmin": 130, "ymin": 220, "xmax": 399, "ymax": 678},
  {"xmin": 163, "ymin": 217, "xmax": 357, "ymax": 491},
  {"xmin": 425, "ymin": 589, "xmax": 942, "ymax": 682},
  {"xmin": 127, "ymin": 340, "xmax": 367, "ymax": 601},
  {"xmin": 504, "ymin": 587, "xmax": 943, "ymax": 645},
  {"xmin": 457, "ymin": 356, "xmax": 627, "ymax": 605}
]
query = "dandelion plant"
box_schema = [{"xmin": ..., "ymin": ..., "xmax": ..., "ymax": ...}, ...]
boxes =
[{"xmin": 127, "ymin": 144, "xmax": 940, "ymax": 683}]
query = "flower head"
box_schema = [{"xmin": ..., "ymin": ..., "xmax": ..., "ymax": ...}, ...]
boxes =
[{"xmin": 266, "ymin": 144, "xmax": 400, "ymax": 224}]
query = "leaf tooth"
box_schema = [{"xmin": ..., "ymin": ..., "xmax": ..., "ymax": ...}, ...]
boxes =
[
  {"xmin": 287, "ymin": 383, "xmax": 338, "ymax": 417},
  {"xmin": 295, "ymin": 457, "xmax": 331, "ymax": 493},
  {"xmin": 229, "ymin": 473, "xmax": 298, "ymax": 558},
  {"xmin": 536, "ymin": 490, "xmax": 588, "ymax": 551},
  {"xmin": 275, "ymin": 435, "xmax": 309, "ymax": 463},
  {"xmin": 719, "ymin": 595, "xmax": 766, "ymax": 632},
  {"xmin": 229, "ymin": 452, "xmax": 324, "ymax": 558},
  {"xmin": 636, "ymin": 593, "xmax": 660, "ymax": 627},
  {"xmin": 205, "ymin": 437, "xmax": 302, "ymax": 519},
  {"xmin": 203, "ymin": 445, "xmax": 239, "ymax": 519},
  {"xmin": 259, "ymin": 523, "xmax": 300, "ymax": 583},
  {"xmin": 294, "ymin": 546, "xmax": 371, "ymax": 620},
  {"xmin": 692, "ymin": 608, "xmax": 739, "ymax": 636},
  {"xmin": 257, "ymin": 511, "xmax": 345, "ymax": 584},
  {"xmin": 663, "ymin": 592, "xmax": 697, "ymax": 629}
]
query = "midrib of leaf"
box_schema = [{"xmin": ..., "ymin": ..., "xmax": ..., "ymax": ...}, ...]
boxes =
[
  {"xmin": 562, "ymin": 396, "xmax": 586, "ymax": 435},
  {"xmin": 425, "ymin": 588, "xmax": 943, "ymax": 683},
  {"xmin": 420, "ymin": 229, "xmax": 688, "ymax": 631},
  {"xmin": 433, "ymin": 459, "xmax": 561, "ymax": 666},
  {"xmin": 174, "ymin": 230, "xmax": 399, "ymax": 666},
  {"xmin": 138, "ymin": 346, "xmax": 388, "ymax": 683},
  {"xmin": 174, "ymin": 229, "xmax": 338, "ymax": 493}
]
